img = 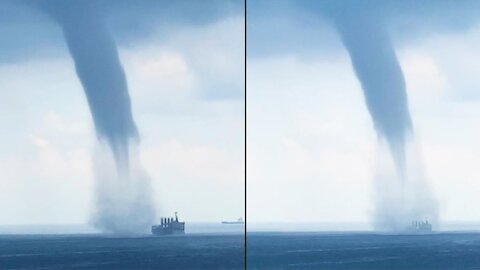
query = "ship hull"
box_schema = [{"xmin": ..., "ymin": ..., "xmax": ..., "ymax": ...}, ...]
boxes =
[
  {"xmin": 151, "ymin": 227, "xmax": 185, "ymax": 235},
  {"xmin": 151, "ymin": 222, "xmax": 185, "ymax": 235},
  {"xmin": 151, "ymin": 229, "xmax": 185, "ymax": 236}
]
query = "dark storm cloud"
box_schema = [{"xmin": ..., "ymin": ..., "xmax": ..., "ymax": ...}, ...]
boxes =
[
  {"xmin": 0, "ymin": 0, "xmax": 243, "ymax": 63},
  {"xmin": 247, "ymin": 0, "xmax": 480, "ymax": 58}
]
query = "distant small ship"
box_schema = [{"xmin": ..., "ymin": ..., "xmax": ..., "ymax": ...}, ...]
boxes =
[
  {"xmin": 151, "ymin": 212, "xmax": 185, "ymax": 235},
  {"xmin": 222, "ymin": 218, "xmax": 244, "ymax": 225},
  {"xmin": 406, "ymin": 219, "xmax": 432, "ymax": 233}
]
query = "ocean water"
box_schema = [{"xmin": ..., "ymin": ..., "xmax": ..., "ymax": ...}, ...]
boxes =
[
  {"xmin": 247, "ymin": 232, "xmax": 480, "ymax": 269},
  {"xmin": 0, "ymin": 223, "xmax": 244, "ymax": 269}
]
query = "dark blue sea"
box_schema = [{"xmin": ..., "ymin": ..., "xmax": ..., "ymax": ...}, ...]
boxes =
[
  {"xmin": 0, "ymin": 224, "xmax": 244, "ymax": 269},
  {"xmin": 4, "ymin": 226, "xmax": 480, "ymax": 269},
  {"xmin": 247, "ymin": 232, "xmax": 480, "ymax": 269}
]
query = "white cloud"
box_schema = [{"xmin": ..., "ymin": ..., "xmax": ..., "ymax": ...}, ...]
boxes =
[
  {"xmin": 122, "ymin": 49, "xmax": 196, "ymax": 109},
  {"xmin": 400, "ymin": 51, "xmax": 447, "ymax": 101},
  {"xmin": 402, "ymin": 23, "xmax": 480, "ymax": 101},
  {"xmin": 0, "ymin": 134, "xmax": 92, "ymax": 224},
  {"xmin": 141, "ymin": 140, "xmax": 244, "ymax": 221},
  {"xmin": 248, "ymin": 55, "xmax": 375, "ymax": 222},
  {"xmin": 152, "ymin": 15, "xmax": 245, "ymax": 99}
]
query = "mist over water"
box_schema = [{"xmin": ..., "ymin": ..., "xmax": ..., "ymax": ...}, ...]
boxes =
[
  {"xmin": 92, "ymin": 144, "xmax": 155, "ymax": 234},
  {"xmin": 372, "ymin": 142, "xmax": 438, "ymax": 231}
]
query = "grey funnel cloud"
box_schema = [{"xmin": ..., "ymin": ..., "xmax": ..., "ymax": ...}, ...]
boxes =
[
  {"xmin": 330, "ymin": 10, "xmax": 412, "ymax": 174},
  {"xmin": 39, "ymin": 1, "xmax": 138, "ymax": 167},
  {"xmin": 36, "ymin": 0, "xmax": 155, "ymax": 233}
]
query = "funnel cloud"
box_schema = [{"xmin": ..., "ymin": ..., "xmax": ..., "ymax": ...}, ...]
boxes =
[
  {"xmin": 330, "ymin": 10, "xmax": 437, "ymax": 230},
  {"xmin": 332, "ymin": 11, "xmax": 412, "ymax": 175},
  {"xmin": 41, "ymin": 1, "xmax": 138, "ymax": 166},
  {"xmin": 38, "ymin": 1, "xmax": 152, "ymax": 233}
]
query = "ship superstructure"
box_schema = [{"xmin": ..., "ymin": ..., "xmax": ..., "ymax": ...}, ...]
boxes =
[
  {"xmin": 407, "ymin": 219, "xmax": 432, "ymax": 232},
  {"xmin": 151, "ymin": 212, "xmax": 185, "ymax": 235}
]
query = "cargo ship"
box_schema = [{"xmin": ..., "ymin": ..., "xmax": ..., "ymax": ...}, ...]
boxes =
[
  {"xmin": 222, "ymin": 217, "xmax": 244, "ymax": 225},
  {"xmin": 406, "ymin": 219, "xmax": 432, "ymax": 233},
  {"xmin": 151, "ymin": 212, "xmax": 185, "ymax": 235}
]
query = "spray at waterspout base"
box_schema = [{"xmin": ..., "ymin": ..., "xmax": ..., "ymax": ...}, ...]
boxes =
[
  {"xmin": 372, "ymin": 141, "xmax": 438, "ymax": 232},
  {"xmin": 90, "ymin": 143, "xmax": 156, "ymax": 234}
]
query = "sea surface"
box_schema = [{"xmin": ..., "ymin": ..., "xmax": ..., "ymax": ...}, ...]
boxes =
[
  {"xmin": 4, "ymin": 223, "xmax": 480, "ymax": 269},
  {"xmin": 247, "ymin": 232, "xmax": 480, "ymax": 269},
  {"xmin": 0, "ymin": 223, "xmax": 244, "ymax": 270}
]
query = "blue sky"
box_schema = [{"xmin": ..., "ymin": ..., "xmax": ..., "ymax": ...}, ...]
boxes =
[
  {"xmin": 248, "ymin": 0, "xmax": 480, "ymax": 224},
  {"xmin": 0, "ymin": 0, "xmax": 244, "ymax": 224}
]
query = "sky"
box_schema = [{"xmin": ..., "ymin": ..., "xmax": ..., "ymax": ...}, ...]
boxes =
[
  {"xmin": 248, "ymin": 0, "xmax": 480, "ymax": 224},
  {"xmin": 4, "ymin": 0, "xmax": 480, "ymax": 228},
  {"xmin": 0, "ymin": 0, "xmax": 244, "ymax": 224}
]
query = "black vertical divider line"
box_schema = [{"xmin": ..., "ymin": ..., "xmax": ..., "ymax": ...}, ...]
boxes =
[{"xmin": 244, "ymin": 0, "xmax": 247, "ymax": 269}]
